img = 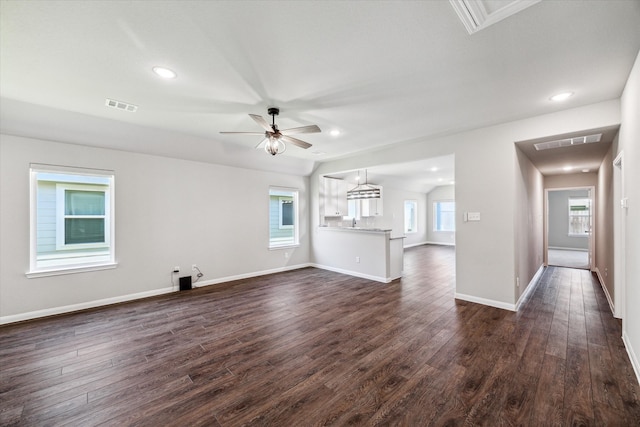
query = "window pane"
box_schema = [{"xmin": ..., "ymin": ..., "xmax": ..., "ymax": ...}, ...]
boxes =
[
  {"xmin": 434, "ymin": 201, "xmax": 455, "ymax": 232},
  {"xmin": 269, "ymin": 188, "xmax": 298, "ymax": 248},
  {"xmin": 281, "ymin": 200, "xmax": 294, "ymax": 226},
  {"xmin": 65, "ymin": 190, "xmax": 105, "ymax": 215},
  {"xmin": 65, "ymin": 218, "xmax": 105, "ymax": 244}
]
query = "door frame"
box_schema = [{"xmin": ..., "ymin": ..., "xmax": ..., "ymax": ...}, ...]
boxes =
[
  {"xmin": 613, "ymin": 151, "xmax": 625, "ymax": 321},
  {"xmin": 544, "ymin": 186, "xmax": 595, "ymax": 270}
]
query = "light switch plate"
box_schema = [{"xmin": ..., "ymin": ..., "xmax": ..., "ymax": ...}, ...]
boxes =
[{"xmin": 467, "ymin": 212, "xmax": 481, "ymax": 221}]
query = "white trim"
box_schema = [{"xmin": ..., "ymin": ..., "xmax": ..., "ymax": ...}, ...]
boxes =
[
  {"xmin": 423, "ymin": 241, "xmax": 456, "ymax": 247},
  {"xmin": 194, "ymin": 263, "xmax": 313, "ymax": 288},
  {"xmin": 455, "ymin": 292, "xmax": 516, "ymax": 312},
  {"xmin": 404, "ymin": 241, "xmax": 430, "ymax": 249},
  {"xmin": 515, "ymin": 264, "xmax": 545, "ymax": 311},
  {"xmin": 311, "ymin": 263, "xmax": 393, "ymax": 284},
  {"xmin": 623, "ymin": 331, "xmax": 640, "ymax": 386},
  {"xmin": 26, "ymin": 262, "xmax": 117, "ymax": 278},
  {"xmin": 595, "ymin": 267, "xmax": 616, "ymax": 316},
  {"xmin": 0, "ymin": 285, "xmax": 173, "ymax": 325},
  {"xmin": 548, "ymin": 246, "xmax": 589, "ymax": 252}
]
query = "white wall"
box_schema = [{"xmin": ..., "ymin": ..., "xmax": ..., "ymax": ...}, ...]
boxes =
[
  {"xmin": 426, "ymin": 185, "xmax": 455, "ymax": 245},
  {"xmin": 0, "ymin": 135, "xmax": 309, "ymax": 322},
  {"xmin": 618, "ymin": 50, "xmax": 640, "ymax": 382},
  {"xmin": 311, "ymin": 100, "xmax": 621, "ymax": 310}
]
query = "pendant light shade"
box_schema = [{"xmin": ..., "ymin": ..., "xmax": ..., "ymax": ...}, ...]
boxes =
[{"xmin": 347, "ymin": 170, "xmax": 380, "ymax": 199}]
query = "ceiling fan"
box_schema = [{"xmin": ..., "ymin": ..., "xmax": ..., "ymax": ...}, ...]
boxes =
[{"xmin": 220, "ymin": 107, "xmax": 321, "ymax": 155}]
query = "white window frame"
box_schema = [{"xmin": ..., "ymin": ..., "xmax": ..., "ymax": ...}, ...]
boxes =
[
  {"xmin": 433, "ymin": 200, "xmax": 455, "ymax": 232},
  {"xmin": 55, "ymin": 183, "xmax": 111, "ymax": 250},
  {"xmin": 28, "ymin": 164, "xmax": 116, "ymax": 278},
  {"xmin": 269, "ymin": 187, "xmax": 299, "ymax": 249},
  {"xmin": 404, "ymin": 200, "xmax": 418, "ymax": 234}
]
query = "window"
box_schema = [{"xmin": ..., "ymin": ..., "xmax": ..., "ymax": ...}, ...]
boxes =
[
  {"xmin": 29, "ymin": 165, "xmax": 115, "ymax": 277},
  {"xmin": 433, "ymin": 201, "xmax": 455, "ymax": 232},
  {"xmin": 568, "ymin": 197, "xmax": 591, "ymax": 237},
  {"xmin": 269, "ymin": 187, "xmax": 299, "ymax": 248},
  {"xmin": 404, "ymin": 200, "xmax": 418, "ymax": 233}
]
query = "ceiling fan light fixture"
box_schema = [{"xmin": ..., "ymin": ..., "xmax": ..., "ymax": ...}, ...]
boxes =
[{"xmin": 265, "ymin": 136, "xmax": 286, "ymax": 156}]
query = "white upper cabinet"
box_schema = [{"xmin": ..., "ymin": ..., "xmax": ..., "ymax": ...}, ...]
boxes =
[
  {"xmin": 360, "ymin": 186, "xmax": 383, "ymax": 217},
  {"xmin": 322, "ymin": 177, "xmax": 348, "ymax": 217}
]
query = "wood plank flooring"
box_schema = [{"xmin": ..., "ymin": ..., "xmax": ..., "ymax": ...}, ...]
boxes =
[{"xmin": 1, "ymin": 244, "xmax": 639, "ymax": 426}]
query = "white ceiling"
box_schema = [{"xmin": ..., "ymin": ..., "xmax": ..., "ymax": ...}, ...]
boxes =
[{"xmin": 1, "ymin": 1, "xmax": 639, "ymax": 179}]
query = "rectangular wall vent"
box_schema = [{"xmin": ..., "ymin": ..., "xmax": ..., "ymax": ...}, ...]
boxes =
[
  {"xmin": 534, "ymin": 133, "xmax": 602, "ymax": 151},
  {"xmin": 105, "ymin": 98, "xmax": 138, "ymax": 112}
]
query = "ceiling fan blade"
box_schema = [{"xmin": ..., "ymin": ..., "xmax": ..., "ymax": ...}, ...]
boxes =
[
  {"xmin": 249, "ymin": 114, "xmax": 274, "ymax": 132},
  {"xmin": 281, "ymin": 124, "xmax": 321, "ymax": 135},
  {"xmin": 254, "ymin": 138, "xmax": 268, "ymax": 149},
  {"xmin": 280, "ymin": 134, "xmax": 312, "ymax": 149},
  {"xmin": 220, "ymin": 131, "xmax": 265, "ymax": 135}
]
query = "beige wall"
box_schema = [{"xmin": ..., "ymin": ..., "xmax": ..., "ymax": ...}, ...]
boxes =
[
  {"xmin": 514, "ymin": 147, "xmax": 544, "ymax": 302},
  {"xmin": 596, "ymin": 140, "xmax": 617, "ymax": 312}
]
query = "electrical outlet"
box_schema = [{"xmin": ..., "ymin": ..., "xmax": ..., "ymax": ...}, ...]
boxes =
[
  {"xmin": 173, "ymin": 266, "xmax": 180, "ymax": 273},
  {"xmin": 192, "ymin": 264, "xmax": 197, "ymax": 271},
  {"xmin": 516, "ymin": 277, "xmax": 520, "ymax": 288},
  {"xmin": 355, "ymin": 256, "xmax": 360, "ymax": 263},
  {"xmin": 284, "ymin": 252, "xmax": 289, "ymax": 259}
]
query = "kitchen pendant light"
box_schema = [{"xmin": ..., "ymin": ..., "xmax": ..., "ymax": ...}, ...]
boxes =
[{"xmin": 347, "ymin": 170, "xmax": 380, "ymax": 200}]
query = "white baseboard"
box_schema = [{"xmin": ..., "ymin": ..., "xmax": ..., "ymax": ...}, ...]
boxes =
[
  {"xmin": 454, "ymin": 292, "xmax": 515, "ymax": 312},
  {"xmin": 311, "ymin": 263, "xmax": 393, "ymax": 283},
  {"xmin": 595, "ymin": 267, "xmax": 616, "ymax": 316},
  {"xmin": 194, "ymin": 263, "xmax": 312, "ymax": 288},
  {"xmin": 404, "ymin": 241, "xmax": 428, "ymax": 249},
  {"xmin": 548, "ymin": 246, "xmax": 589, "ymax": 252},
  {"xmin": 623, "ymin": 331, "xmax": 640, "ymax": 386},
  {"xmin": 424, "ymin": 241, "xmax": 455, "ymax": 247},
  {"xmin": 515, "ymin": 264, "xmax": 545, "ymax": 311},
  {"xmin": 0, "ymin": 263, "xmax": 313, "ymax": 325},
  {"xmin": 0, "ymin": 287, "xmax": 175, "ymax": 325}
]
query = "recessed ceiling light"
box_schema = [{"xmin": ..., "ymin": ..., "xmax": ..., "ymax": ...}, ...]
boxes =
[
  {"xmin": 152, "ymin": 66, "xmax": 177, "ymax": 79},
  {"xmin": 312, "ymin": 151, "xmax": 326, "ymax": 156},
  {"xmin": 563, "ymin": 166, "xmax": 573, "ymax": 172},
  {"xmin": 550, "ymin": 92, "xmax": 573, "ymax": 102},
  {"xmin": 582, "ymin": 169, "xmax": 589, "ymax": 173},
  {"xmin": 430, "ymin": 167, "xmax": 438, "ymax": 172},
  {"xmin": 329, "ymin": 129, "xmax": 340, "ymax": 137},
  {"xmin": 450, "ymin": 181, "xmax": 455, "ymax": 185},
  {"xmin": 437, "ymin": 178, "xmax": 443, "ymax": 182}
]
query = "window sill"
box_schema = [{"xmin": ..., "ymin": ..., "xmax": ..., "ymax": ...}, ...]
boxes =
[
  {"xmin": 269, "ymin": 244, "xmax": 300, "ymax": 251},
  {"xmin": 26, "ymin": 262, "xmax": 117, "ymax": 278}
]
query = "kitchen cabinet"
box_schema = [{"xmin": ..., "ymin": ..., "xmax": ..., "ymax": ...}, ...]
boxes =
[
  {"xmin": 360, "ymin": 186, "xmax": 383, "ymax": 217},
  {"xmin": 323, "ymin": 177, "xmax": 348, "ymax": 217}
]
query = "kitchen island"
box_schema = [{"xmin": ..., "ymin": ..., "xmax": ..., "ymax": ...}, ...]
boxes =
[{"xmin": 313, "ymin": 227, "xmax": 404, "ymax": 283}]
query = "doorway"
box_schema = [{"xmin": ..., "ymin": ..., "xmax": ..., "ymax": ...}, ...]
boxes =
[{"xmin": 545, "ymin": 187, "xmax": 594, "ymax": 270}]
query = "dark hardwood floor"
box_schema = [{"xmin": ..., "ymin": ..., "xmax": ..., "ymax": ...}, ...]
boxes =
[{"xmin": 1, "ymin": 245, "xmax": 639, "ymax": 426}]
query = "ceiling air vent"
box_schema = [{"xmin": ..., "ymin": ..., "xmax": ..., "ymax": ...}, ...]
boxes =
[
  {"xmin": 534, "ymin": 134, "xmax": 602, "ymax": 151},
  {"xmin": 449, "ymin": 0, "xmax": 541, "ymax": 34},
  {"xmin": 105, "ymin": 98, "xmax": 138, "ymax": 112}
]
